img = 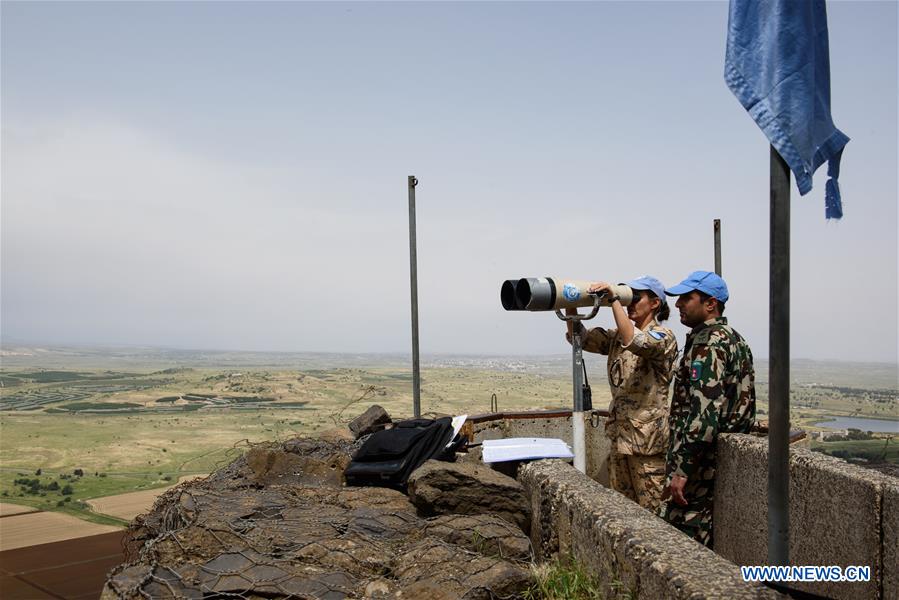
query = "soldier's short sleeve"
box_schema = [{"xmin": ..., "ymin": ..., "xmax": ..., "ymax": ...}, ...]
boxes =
[
  {"xmin": 624, "ymin": 326, "xmax": 677, "ymax": 361},
  {"xmin": 567, "ymin": 324, "xmax": 614, "ymax": 355},
  {"xmin": 668, "ymin": 340, "xmax": 729, "ymax": 479}
]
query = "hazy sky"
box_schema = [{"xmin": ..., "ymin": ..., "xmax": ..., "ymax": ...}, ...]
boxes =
[{"xmin": 2, "ymin": 1, "xmax": 897, "ymax": 363}]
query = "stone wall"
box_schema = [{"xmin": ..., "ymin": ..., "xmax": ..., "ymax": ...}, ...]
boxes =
[
  {"xmin": 884, "ymin": 481, "xmax": 899, "ymax": 600},
  {"xmin": 467, "ymin": 412, "xmax": 895, "ymax": 599},
  {"xmin": 518, "ymin": 460, "xmax": 783, "ymax": 599},
  {"xmin": 716, "ymin": 433, "xmax": 895, "ymax": 600}
]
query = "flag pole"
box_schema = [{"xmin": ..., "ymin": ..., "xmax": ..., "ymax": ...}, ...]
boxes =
[
  {"xmin": 768, "ymin": 146, "xmax": 790, "ymax": 565},
  {"xmin": 713, "ymin": 219, "xmax": 722, "ymax": 276},
  {"xmin": 408, "ymin": 175, "xmax": 421, "ymax": 418}
]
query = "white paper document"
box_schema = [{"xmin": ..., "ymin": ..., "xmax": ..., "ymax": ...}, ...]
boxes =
[{"xmin": 481, "ymin": 437, "xmax": 573, "ymax": 464}]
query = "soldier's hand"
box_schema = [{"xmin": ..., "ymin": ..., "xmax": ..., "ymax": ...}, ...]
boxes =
[
  {"xmin": 669, "ymin": 475, "xmax": 688, "ymax": 506},
  {"xmin": 587, "ymin": 281, "xmax": 613, "ymax": 296}
]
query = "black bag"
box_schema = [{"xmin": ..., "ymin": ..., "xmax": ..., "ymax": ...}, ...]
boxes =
[{"xmin": 344, "ymin": 417, "xmax": 459, "ymax": 489}]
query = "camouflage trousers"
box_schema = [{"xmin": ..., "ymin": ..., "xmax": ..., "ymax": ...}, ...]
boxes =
[
  {"xmin": 608, "ymin": 450, "xmax": 666, "ymax": 512},
  {"xmin": 658, "ymin": 473, "xmax": 715, "ymax": 547}
]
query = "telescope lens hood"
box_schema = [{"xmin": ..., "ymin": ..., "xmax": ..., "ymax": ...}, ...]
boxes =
[
  {"xmin": 500, "ymin": 280, "xmax": 521, "ymax": 311},
  {"xmin": 516, "ymin": 277, "xmax": 555, "ymax": 311}
]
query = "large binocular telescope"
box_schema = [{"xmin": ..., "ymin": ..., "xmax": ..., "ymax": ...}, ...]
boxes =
[{"xmin": 501, "ymin": 277, "xmax": 635, "ymax": 311}]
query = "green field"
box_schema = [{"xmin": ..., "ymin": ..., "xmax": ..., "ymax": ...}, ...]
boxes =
[
  {"xmin": 0, "ymin": 348, "xmax": 895, "ymax": 524},
  {"xmin": 1, "ymin": 469, "xmax": 156, "ymax": 527},
  {"xmin": 809, "ymin": 438, "xmax": 899, "ymax": 463},
  {"xmin": 0, "ymin": 360, "xmax": 582, "ymax": 520}
]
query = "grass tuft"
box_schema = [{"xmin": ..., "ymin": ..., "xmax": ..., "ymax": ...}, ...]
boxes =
[{"xmin": 524, "ymin": 556, "xmax": 606, "ymax": 600}]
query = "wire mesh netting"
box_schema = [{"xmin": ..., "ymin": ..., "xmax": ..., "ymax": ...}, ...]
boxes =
[{"xmin": 104, "ymin": 437, "xmax": 534, "ymax": 599}]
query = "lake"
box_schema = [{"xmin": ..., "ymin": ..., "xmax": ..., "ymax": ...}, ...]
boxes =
[{"xmin": 812, "ymin": 416, "xmax": 899, "ymax": 433}]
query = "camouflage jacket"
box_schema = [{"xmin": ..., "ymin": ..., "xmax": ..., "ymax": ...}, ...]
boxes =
[
  {"xmin": 666, "ymin": 317, "xmax": 756, "ymax": 481},
  {"xmin": 570, "ymin": 319, "xmax": 678, "ymax": 455}
]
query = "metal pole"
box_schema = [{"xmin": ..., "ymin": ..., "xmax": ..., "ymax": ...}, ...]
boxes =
[
  {"xmin": 714, "ymin": 219, "xmax": 722, "ymax": 276},
  {"xmin": 556, "ymin": 297, "xmax": 600, "ymax": 475},
  {"xmin": 408, "ymin": 175, "xmax": 421, "ymax": 418},
  {"xmin": 571, "ymin": 330, "xmax": 586, "ymax": 473},
  {"xmin": 768, "ymin": 146, "xmax": 790, "ymax": 565}
]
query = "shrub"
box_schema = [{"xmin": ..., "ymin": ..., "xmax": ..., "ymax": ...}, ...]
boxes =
[
  {"xmin": 35, "ymin": 468, "xmax": 42, "ymax": 476},
  {"xmin": 61, "ymin": 484, "xmax": 74, "ymax": 496}
]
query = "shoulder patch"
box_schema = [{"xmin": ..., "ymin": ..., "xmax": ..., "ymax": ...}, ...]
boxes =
[
  {"xmin": 648, "ymin": 330, "xmax": 666, "ymax": 340},
  {"xmin": 690, "ymin": 360, "xmax": 703, "ymax": 381}
]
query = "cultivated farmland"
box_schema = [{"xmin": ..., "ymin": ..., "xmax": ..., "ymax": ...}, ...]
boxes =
[
  {"xmin": 86, "ymin": 474, "xmax": 208, "ymax": 520},
  {"xmin": 0, "ymin": 510, "xmax": 122, "ymax": 551},
  {"xmin": 0, "ymin": 347, "xmax": 895, "ymax": 536}
]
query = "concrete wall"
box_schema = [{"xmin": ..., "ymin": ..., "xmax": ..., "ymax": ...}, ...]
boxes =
[
  {"xmin": 884, "ymin": 481, "xmax": 899, "ymax": 600},
  {"xmin": 468, "ymin": 412, "xmax": 611, "ymax": 485},
  {"xmin": 519, "ymin": 460, "xmax": 783, "ymax": 600},
  {"xmin": 716, "ymin": 433, "xmax": 895, "ymax": 600},
  {"xmin": 469, "ymin": 413, "xmax": 897, "ymax": 599}
]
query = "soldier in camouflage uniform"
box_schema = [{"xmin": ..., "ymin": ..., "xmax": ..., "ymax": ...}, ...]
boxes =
[
  {"xmin": 659, "ymin": 271, "xmax": 756, "ymax": 547},
  {"xmin": 566, "ymin": 276, "xmax": 678, "ymax": 511}
]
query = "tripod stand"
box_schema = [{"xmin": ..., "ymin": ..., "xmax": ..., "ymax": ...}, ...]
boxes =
[{"xmin": 555, "ymin": 293, "xmax": 602, "ymax": 473}]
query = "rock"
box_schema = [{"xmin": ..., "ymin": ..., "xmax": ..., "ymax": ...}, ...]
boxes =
[
  {"xmin": 456, "ymin": 445, "xmax": 483, "ymax": 464},
  {"xmin": 282, "ymin": 437, "xmax": 357, "ymax": 459},
  {"xmin": 288, "ymin": 485, "xmax": 417, "ymax": 514},
  {"xmin": 244, "ymin": 445, "xmax": 349, "ymax": 487},
  {"xmin": 335, "ymin": 486, "xmax": 416, "ymax": 513},
  {"xmin": 202, "ymin": 437, "xmax": 357, "ymax": 491},
  {"xmin": 364, "ymin": 578, "xmax": 398, "ymax": 598},
  {"xmin": 349, "ymin": 507, "xmax": 422, "ymax": 541},
  {"xmin": 393, "ymin": 538, "xmax": 532, "ymax": 599},
  {"xmin": 348, "ymin": 405, "xmax": 392, "ymax": 438},
  {"xmin": 407, "ymin": 460, "xmax": 531, "ymax": 531},
  {"xmin": 423, "ymin": 514, "xmax": 533, "ymax": 562},
  {"xmin": 318, "ymin": 427, "xmax": 355, "ymax": 443},
  {"xmin": 106, "ymin": 436, "xmax": 533, "ymax": 600}
]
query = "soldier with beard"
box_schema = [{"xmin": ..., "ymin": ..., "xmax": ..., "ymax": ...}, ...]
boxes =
[{"xmin": 659, "ymin": 271, "xmax": 756, "ymax": 547}]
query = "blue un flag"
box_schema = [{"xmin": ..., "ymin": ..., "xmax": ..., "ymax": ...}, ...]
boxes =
[{"xmin": 725, "ymin": 0, "xmax": 849, "ymax": 219}]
